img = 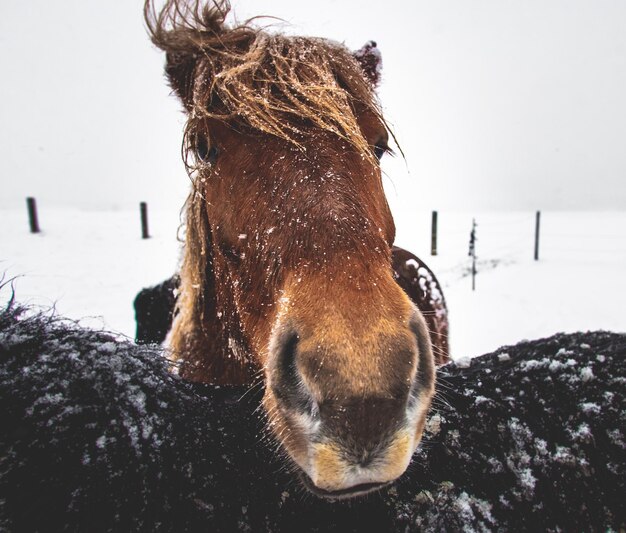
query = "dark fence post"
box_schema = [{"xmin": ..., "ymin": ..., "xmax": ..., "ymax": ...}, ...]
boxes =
[
  {"xmin": 534, "ymin": 210, "xmax": 541, "ymax": 261},
  {"xmin": 140, "ymin": 202, "xmax": 150, "ymax": 239},
  {"xmin": 26, "ymin": 197, "xmax": 40, "ymax": 233},
  {"xmin": 469, "ymin": 218, "xmax": 477, "ymax": 291},
  {"xmin": 431, "ymin": 210, "xmax": 438, "ymax": 256}
]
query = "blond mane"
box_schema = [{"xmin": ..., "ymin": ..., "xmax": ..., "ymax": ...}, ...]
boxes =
[{"xmin": 145, "ymin": 0, "xmax": 384, "ymax": 163}]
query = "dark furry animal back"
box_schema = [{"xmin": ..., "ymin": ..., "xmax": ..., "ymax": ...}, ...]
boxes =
[
  {"xmin": 134, "ymin": 275, "xmax": 179, "ymax": 344},
  {"xmin": 1, "ymin": 304, "xmax": 624, "ymax": 531}
]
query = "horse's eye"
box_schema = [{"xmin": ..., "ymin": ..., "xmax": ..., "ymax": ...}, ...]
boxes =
[
  {"xmin": 196, "ymin": 135, "xmax": 219, "ymax": 165},
  {"xmin": 205, "ymin": 145, "xmax": 219, "ymax": 165},
  {"xmin": 373, "ymin": 140, "xmax": 390, "ymax": 160}
]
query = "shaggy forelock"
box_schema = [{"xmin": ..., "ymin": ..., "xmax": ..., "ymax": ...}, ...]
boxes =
[{"xmin": 144, "ymin": 0, "xmax": 384, "ymax": 165}]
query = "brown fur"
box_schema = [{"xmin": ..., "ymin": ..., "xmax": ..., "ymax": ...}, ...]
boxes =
[{"xmin": 146, "ymin": 0, "xmax": 441, "ymax": 496}]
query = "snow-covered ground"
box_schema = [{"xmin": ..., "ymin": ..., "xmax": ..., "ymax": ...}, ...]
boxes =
[{"xmin": 1, "ymin": 207, "xmax": 624, "ymax": 359}]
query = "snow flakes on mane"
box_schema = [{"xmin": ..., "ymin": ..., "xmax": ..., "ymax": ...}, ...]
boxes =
[{"xmin": 145, "ymin": 0, "xmax": 386, "ymax": 164}]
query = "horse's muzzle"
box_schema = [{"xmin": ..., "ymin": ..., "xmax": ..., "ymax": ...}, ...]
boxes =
[{"xmin": 265, "ymin": 292, "xmax": 436, "ymax": 498}]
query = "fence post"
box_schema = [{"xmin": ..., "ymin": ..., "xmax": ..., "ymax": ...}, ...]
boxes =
[
  {"xmin": 469, "ymin": 218, "xmax": 477, "ymax": 291},
  {"xmin": 140, "ymin": 202, "xmax": 150, "ymax": 239},
  {"xmin": 26, "ymin": 197, "xmax": 40, "ymax": 233},
  {"xmin": 431, "ymin": 210, "xmax": 438, "ymax": 256},
  {"xmin": 534, "ymin": 210, "xmax": 541, "ymax": 261}
]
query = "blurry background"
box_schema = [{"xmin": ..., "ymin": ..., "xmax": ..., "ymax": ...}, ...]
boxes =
[{"xmin": 1, "ymin": 1, "xmax": 625, "ymax": 357}]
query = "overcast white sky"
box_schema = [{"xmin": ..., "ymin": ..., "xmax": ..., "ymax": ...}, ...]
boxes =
[{"xmin": 1, "ymin": 0, "xmax": 625, "ymax": 213}]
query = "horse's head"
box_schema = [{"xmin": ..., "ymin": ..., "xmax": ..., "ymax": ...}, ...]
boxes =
[{"xmin": 146, "ymin": 0, "xmax": 435, "ymax": 498}]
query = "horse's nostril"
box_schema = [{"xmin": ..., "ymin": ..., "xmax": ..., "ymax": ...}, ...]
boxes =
[
  {"xmin": 271, "ymin": 329, "xmax": 316, "ymax": 414},
  {"xmin": 276, "ymin": 332, "xmax": 299, "ymax": 391},
  {"xmin": 409, "ymin": 309, "xmax": 436, "ymax": 399}
]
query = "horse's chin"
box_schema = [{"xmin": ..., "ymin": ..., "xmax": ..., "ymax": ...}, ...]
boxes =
[
  {"xmin": 297, "ymin": 468, "xmax": 391, "ymax": 500},
  {"xmin": 274, "ymin": 428, "xmax": 394, "ymax": 500},
  {"xmin": 265, "ymin": 395, "xmax": 422, "ymax": 500}
]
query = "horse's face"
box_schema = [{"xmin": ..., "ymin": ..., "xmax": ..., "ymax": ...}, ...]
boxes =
[
  {"xmin": 197, "ymin": 106, "xmax": 435, "ymax": 498},
  {"xmin": 145, "ymin": 0, "xmax": 435, "ymax": 497}
]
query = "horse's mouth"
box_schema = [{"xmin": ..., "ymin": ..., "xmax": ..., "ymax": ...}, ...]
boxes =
[{"xmin": 298, "ymin": 470, "xmax": 390, "ymax": 500}]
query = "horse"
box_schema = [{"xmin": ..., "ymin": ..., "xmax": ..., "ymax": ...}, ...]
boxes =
[{"xmin": 145, "ymin": 0, "xmax": 449, "ymax": 499}]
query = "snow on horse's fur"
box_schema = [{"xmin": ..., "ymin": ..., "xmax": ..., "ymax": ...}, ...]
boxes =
[
  {"xmin": 145, "ymin": 0, "xmax": 446, "ymax": 496},
  {"xmin": 133, "ymin": 247, "xmax": 449, "ymax": 363},
  {"xmin": 0, "ymin": 304, "xmax": 624, "ymax": 531}
]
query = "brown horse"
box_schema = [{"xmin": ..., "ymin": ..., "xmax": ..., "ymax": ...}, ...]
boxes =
[{"xmin": 145, "ymin": 0, "xmax": 448, "ymax": 499}]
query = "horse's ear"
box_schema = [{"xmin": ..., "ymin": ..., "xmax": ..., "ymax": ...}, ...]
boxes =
[
  {"xmin": 164, "ymin": 50, "xmax": 198, "ymax": 111},
  {"xmin": 353, "ymin": 40, "xmax": 382, "ymax": 86}
]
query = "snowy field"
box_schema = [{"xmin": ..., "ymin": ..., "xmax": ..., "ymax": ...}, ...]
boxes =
[{"xmin": 1, "ymin": 207, "xmax": 624, "ymax": 359}]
